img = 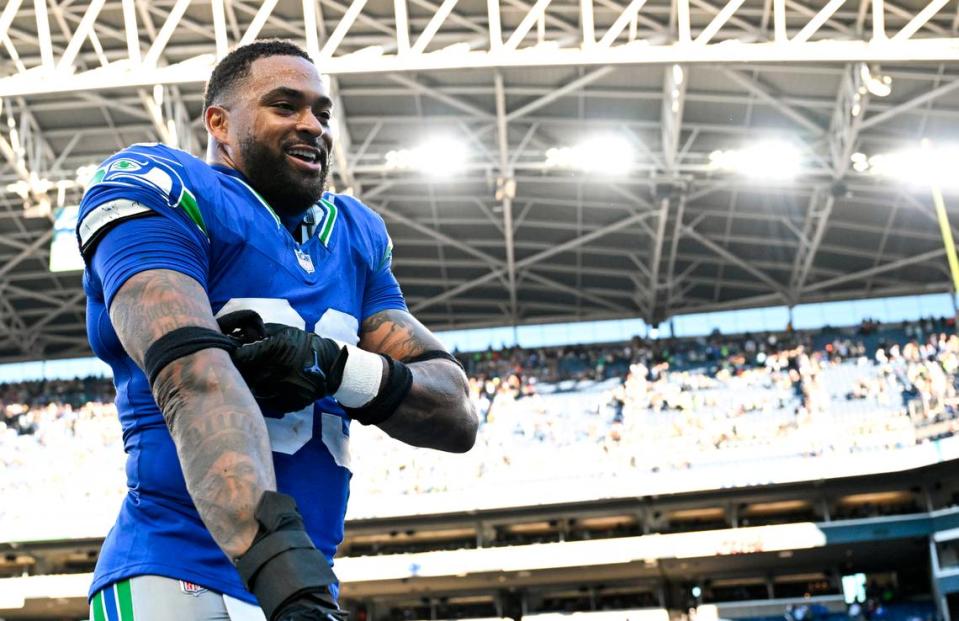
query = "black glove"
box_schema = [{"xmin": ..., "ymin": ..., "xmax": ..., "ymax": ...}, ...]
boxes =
[
  {"xmin": 217, "ymin": 311, "xmax": 346, "ymax": 413},
  {"xmin": 236, "ymin": 491, "xmax": 347, "ymax": 621},
  {"xmin": 217, "ymin": 309, "xmax": 268, "ymax": 345},
  {"xmin": 275, "ymin": 593, "xmax": 350, "ymax": 621},
  {"xmin": 217, "ymin": 310, "xmax": 413, "ymax": 425}
]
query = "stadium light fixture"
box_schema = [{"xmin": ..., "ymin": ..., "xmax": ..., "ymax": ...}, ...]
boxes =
[
  {"xmin": 859, "ymin": 142, "xmax": 959, "ymax": 190},
  {"xmin": 708, "ymin": 140, "xmax": 802, "ymax": 180},
  {"xmin": 860, "ymin": 64, "xmax": 892, "ymax": 98},
  {"xmin": 545, "ymin": 135, "xmax": 635, "ymax": 175},
  {"xmin": 861, "ymin": 141, "xmax": 959, "ymax": 310},
  {"xmin": 385, "ymin": 136, "xmax": 468, "ymax": 178}
]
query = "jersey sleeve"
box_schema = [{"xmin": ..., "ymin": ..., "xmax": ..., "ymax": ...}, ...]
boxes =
[
  {"xmin": 362, "ymin": 213, "xmax": 407, "ymax": 321},
  {"xmin": 90, "ymin": 215, "xmax": 210, "ymax": 309},
  {"xmin": 76, "ymin": 144, "xmax": 210, "ymax": 263},
  {"xmin": 77, "ymin": 144, "xmax": 212, "ymax": 308}
]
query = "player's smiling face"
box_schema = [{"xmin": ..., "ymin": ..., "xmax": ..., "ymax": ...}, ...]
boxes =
[{"xmin": 231, "ymin": 54, "xmax": 334, "ymax": 216}]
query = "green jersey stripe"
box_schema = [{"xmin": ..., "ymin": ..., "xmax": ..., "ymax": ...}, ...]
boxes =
[
  {"xmin": 234, "ymin": 177, "xmax": 282, "ymax": 228},
  {"xmin": 92, "ymin": 591, "xmax": 106, "ymax": 621},
  {"xmin": 116, "ymin": 580, "xmax": 135, "ymax": 620},
  {"xmin": 318, "ymin": 198, "xmax": 337, "ymax": 246},
  {"xmin": 178, "ymin": 188, "xmax": 207, "ymax": 236}
]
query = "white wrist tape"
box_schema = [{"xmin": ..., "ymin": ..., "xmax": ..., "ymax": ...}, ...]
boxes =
[{"xmin": 333, "ymin": 345, "xmax": 383, "ymax": 408}]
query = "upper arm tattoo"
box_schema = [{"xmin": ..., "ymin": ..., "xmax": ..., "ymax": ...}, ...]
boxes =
[
  {"xmin": 109, "ymin": 269, "xmax": 219, "ymax": 369},
  {"xmin": 108, "ymin": 269, "xmax": 274, "ymax": 558},
  {"xmin": 359, "ymin": 309, "xmax": 446, "ymax": 360}
]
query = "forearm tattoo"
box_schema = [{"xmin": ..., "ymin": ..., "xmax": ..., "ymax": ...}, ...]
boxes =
[
  {"xmin": 110, "ymin": 269, "xmax": 276, "ymax": 558},
  {"xmin": 360, "ymin": 310, "xmax": 478, "ymax": 453},
  {"xmin": 360, "ymin": 309, "xmax": 444, "ymax": 360}
]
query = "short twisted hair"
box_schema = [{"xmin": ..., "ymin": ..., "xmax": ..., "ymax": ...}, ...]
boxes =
[{"xmin": 203, "ymin": 39, "xmax": 312, "ymax": 110}]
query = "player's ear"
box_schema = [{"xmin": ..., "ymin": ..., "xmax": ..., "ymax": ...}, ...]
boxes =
[{"xmin": 205, "ymin": 104, "xmax": 230, "ymax": 143}]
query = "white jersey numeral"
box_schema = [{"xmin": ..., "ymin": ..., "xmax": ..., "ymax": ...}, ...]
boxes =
[{"xmin": 215, "ymin": 298, "xmax": 355, "ymax": 467}]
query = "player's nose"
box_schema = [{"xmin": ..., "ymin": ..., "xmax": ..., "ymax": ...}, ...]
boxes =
[{"xmin": 296, "ymin": 110, "xmax": 328, "ymax": 138}]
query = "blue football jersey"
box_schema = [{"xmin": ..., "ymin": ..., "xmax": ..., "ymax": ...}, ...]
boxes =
[{"xmin": 76, "ymin": 143, "xmax": 406, "ymax": 604}]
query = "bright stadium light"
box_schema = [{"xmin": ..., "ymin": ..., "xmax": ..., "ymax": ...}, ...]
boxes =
[
  {"xmin": 385, "ymin": 137, "xmax": 468, "ymax": 178},
  {"xmin": 545, "ymin": 135, "xmax": 635, "ymax": 175},
  {"xmin": 708, "ymin": 140, "xmax": 802, "ymax": 180},
  {"xmin": 862, "ymin": 140, "xmax": 959, "ymax": 314},
  {"xmin": 861, "ymin": 142, "xmax": 959, "ymax": 190},
  {"xmin": 860, "ymin": 64, "xmax": 892, "ymax": 97}
]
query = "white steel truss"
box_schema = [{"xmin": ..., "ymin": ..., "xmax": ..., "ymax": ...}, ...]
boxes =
[
  {"xmin": 1, "ymin": 1, "xmax": 959, "ymax": 359},
  {"xmin": 2, "ymin": 0, "xmax": 959, "ymax": 97}
]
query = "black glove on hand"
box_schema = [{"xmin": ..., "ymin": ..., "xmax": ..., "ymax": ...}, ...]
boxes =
[
  {"xmin": 217, "ymin": 309, "xmax": 268, "ymax": 345},
  {"xmin": 220, "ymin": 314, "xmax": 347, "ymax": 413},
  {"xmin": 217, "ymin": 310, "xmax": 412, "ymax": 425},
  {"xmin": 274, "ymin": 593, "xmax": 350, "ymax": 621},
  {"xmin": 236, "ymin": 491, "xmax": 347, "ymax": 621}
]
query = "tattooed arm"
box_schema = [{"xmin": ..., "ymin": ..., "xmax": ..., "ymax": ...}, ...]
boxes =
[
  {"xmin": 359, "ymin": 309, "xmax": 478, "ymax": 452},
  {"xmin": 110, "ymin": 269, "xmax": 276, "ymax": 559}
]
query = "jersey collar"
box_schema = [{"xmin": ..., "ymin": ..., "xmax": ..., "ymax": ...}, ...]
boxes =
[{"xmin": 211, "ymin": 164, "xmax": 337, "ymax": 248}]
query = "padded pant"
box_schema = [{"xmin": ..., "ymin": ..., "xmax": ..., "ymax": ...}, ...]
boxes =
[{"xmin": 89, "ymin": 575, "xmax": 267, "ymax": 621}]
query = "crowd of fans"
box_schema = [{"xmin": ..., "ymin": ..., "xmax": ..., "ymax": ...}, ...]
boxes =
[{"xmin": 3, "ymin": 317, "xmax": 959, "ymax": 531}]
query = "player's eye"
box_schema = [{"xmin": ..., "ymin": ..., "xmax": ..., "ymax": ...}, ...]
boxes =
[
  {"xmin": 314, "ymin": 109, "xmax": 332, "ymax": 124},
  {"xmin": 273, "ymin": 102, "xmax": 296, "ymax": 113}
]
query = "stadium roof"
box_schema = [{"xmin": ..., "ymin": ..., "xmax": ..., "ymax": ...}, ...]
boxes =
[{"xmin": 1, "ymin": 0, "xmax": 959, "ymax": 361}]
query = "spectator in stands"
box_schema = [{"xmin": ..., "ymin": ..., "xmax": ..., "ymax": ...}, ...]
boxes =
[{"xmin": 4, "ymin": 317, "xmax": 959, "ymax": 526}]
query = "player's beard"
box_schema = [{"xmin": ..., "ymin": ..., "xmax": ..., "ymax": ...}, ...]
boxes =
[{"xmin": 239, "ymin": 134, "xmax": 329, "ymax": 216}]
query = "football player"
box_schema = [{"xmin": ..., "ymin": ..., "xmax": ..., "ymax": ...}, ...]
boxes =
[{"xmin": 77, "ymin": 40, "xmax": 478, "ymax": 620}]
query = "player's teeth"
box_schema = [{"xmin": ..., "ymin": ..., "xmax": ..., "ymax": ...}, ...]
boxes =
[{"xmin": 288, "ymin": 149, "xmax": 316, "ymax": 162}]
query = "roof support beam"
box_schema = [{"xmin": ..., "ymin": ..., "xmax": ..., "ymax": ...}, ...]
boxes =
[
  {"xmin": 237, "ymin": 0, "xmax": 278, "ymax": 46},
  {"xmin": 412, "ymin": 211, "xmax": 657, "ymax": 312},
  {"xmin": 143, "ymin": 0, "xmax": 192, "ymax": 67},
  {"xmin": 523, "ymin": 271, "xmax": 634, "ymax": 313},
  {"xmin": 504, "ymin": 0, "xmax": 552, "ymax": 50},
  {"xmin": 33, "ymin": 0, "xmax": 55, "ymax": 71},
  {"xmin": 0, "ymin": 230, "xmax": 52, "ymax": 280},
  {"xmin": 859, "ymin": 78, "xmax": 959, "ymax": 131},
  {"xmin": 0, "ymin": 0, "xmax": 22, "ymax": 43},
  {"xmin": 388, "ymin": 74, "xmax": 493, "ymax": 118},
  {"xmin": 394, "ymin": 0, "xmax": 411, "ymax": 53},
  {"xmin": 494, "ymin": 73, "xmax": 518, "ymax": 323},
  {"xmin": 211, "ymin": 0, "xmax": 229, "ymax": 58},
  {"xmin": 506, "ymin": 66, "xmax": 614, "ymax": 122},
  {"xmin": 791, "ymin": 191, "xmax": 835, "ymax": 296},
  {"xmin": 57, "ymin": 0, "xmax": 107, "ymax": 72},
  {"xmin": 721, "ymin": 69, "xmax": 824, "ymax": 134},
  {"xmin": 892, "ymin": 0, "xmax": 949, "ymax": 40},
  {"xmin": 665, "ymin": 195, "xmax": 686, "ymax": 315},
  {"xmin": 792, "ymin": 0, "xmax": 846, "ymax": 43},
  {"xmin": 803, "ymin": 248, "xmax": 945, "ymax": 293},
  {"xmin": 696, "ymin": 0, "xmax": 748, "ymax": 45},
  {"xmin": 662, "ymin": 65, "xmax": 687, "ymax": 172},
  {"xmin": 411, "ymin": 0, "xmax": 460, "ymax": 54},
  {"xmin": 0, "ymin": 292, "xmax": 35, "ymax": 354},
  {"xmin": 597, "ymin": 0, "xmax": 649, "ymax": 47},
  {"xmin": 27, "ymin": 291, "xmax": 86, "ymax": 333},
  {"xmin": 683, "ymin": 225, "xmax": 790, "ymax": 301},
  {"xmin": 647, "ymin": 195, "xmax": 670, "ymax": 321},
  {"xmin": 320, "ymin": 0, "xmax": 369, "ymax": 58}
]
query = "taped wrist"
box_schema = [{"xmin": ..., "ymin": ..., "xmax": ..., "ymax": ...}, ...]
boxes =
[
  {"xmin": 330, "ymin": 344, "xmax": 380, "ymax": 407},
  {"xmin": 236, "ymin": 491, "xmax": 338, "ymax": 620},
  {"xmin": 143, "ymin": 327, "xmax": 237, "ymax": 386},
  {"xmin": 341, "ymin": 355, "xmax": 413, "ymax": 426}
]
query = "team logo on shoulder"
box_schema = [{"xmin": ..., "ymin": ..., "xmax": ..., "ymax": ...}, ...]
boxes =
[
  {"xmin": 294, "ymin": 248, "xmax": 315, "ymax": 274},
  {"xmin": 107, "ymin": 158, "xmax": 143, "ymax": 174},
  {"xmin": 179, "ymin": 580, "xmax": 208, "ymax": 596},
  {"xmin": 99, "ymin": 153, "xmax": 185, "ymax": 208}
]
